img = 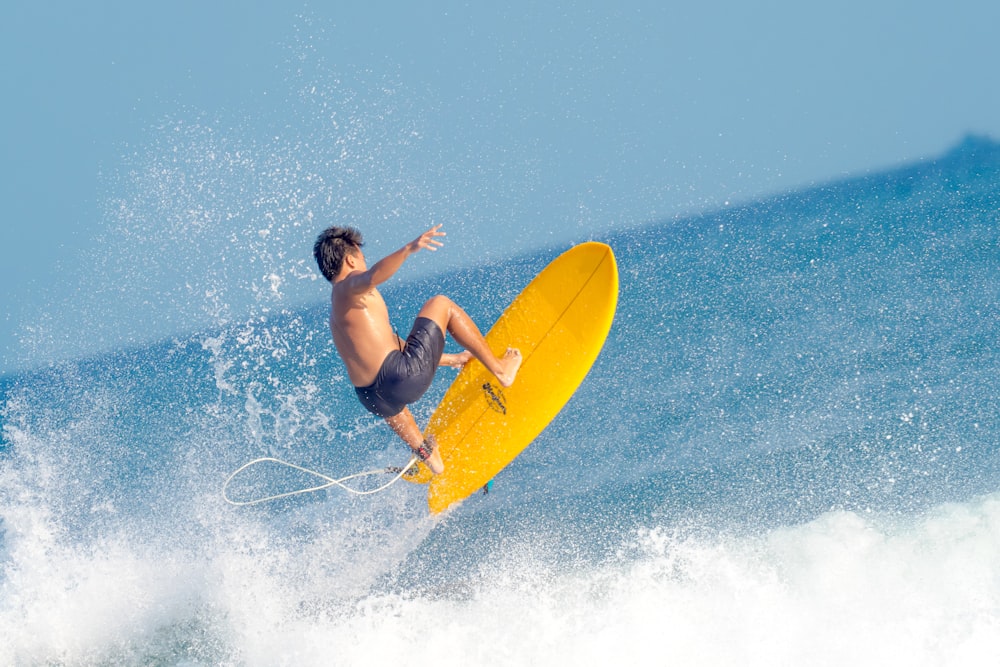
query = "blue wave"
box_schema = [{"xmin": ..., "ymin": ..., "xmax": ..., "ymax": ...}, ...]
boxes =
[{"xmin": 2, "ymin": 136, "xmax": 999, "ymax": 664}]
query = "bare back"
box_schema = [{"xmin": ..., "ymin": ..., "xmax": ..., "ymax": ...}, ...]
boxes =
[{"xmin": 330, "ymin": 281, "xmax": 400, "ymax": 387}]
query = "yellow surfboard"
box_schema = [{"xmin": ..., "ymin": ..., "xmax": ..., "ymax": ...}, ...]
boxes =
[{"xmin": 405, "ymin": 242, "xmax": 619, "ymax": 513}]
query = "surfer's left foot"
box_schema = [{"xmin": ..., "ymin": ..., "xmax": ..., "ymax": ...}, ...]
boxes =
[
  {"xmin": 414, "ymin": 435, "xmax": 444, "ymax": 475},
  {"xmin": 495, "ymin": 347, "xmax": 522, "ymax": 388}
]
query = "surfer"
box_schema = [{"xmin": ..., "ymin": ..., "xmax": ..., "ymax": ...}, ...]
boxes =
[{"xmin": 314, "ymin": 224, "xmax": 522, "ymax": 475}]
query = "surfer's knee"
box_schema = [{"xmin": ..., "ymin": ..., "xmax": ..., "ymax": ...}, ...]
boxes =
[
  {"xmin": 424, "ymin": 294, "xmax": 454, "ymax": 310},
  {"xmin": 419, "ymin": 294, "xmax": 456, "ymax": 320}
]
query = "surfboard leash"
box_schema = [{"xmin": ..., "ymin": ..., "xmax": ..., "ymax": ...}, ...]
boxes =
[{"xmin": 221, "ymin": 455, "xmax": 418, "ymax": 506}]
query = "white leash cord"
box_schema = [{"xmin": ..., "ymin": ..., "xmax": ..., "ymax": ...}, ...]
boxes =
[{"xmin": 222, "ymin": 456, "xmax": 419, "ymax": 506}]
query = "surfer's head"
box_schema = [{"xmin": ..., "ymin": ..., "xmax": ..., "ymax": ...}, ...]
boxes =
[{"xmin": 314, "ymin": 226, "xmax": 364, "ymax": 281}]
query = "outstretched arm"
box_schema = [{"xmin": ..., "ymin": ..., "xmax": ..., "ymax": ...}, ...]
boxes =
[{"xmin": 347, "ymin": 225, "xmax": 445, "ymax": 292}]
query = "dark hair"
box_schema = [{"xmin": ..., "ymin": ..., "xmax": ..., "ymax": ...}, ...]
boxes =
[{"xmin": 314, "ymin": 226, "xmax": 363, "ymax": 282}]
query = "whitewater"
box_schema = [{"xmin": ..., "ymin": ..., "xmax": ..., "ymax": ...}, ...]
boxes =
[{"xmin": 2, "ymin": 135, "xmax": 1000, "ymax": 665}]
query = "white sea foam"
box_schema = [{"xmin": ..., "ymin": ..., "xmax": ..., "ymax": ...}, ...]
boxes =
[{"xmin": 2, "ymin": 487, "xmax": 999, "ymax": 666}]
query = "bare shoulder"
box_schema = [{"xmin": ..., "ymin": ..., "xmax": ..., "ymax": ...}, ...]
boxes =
[
  {"xmin": 334, "ymin": 270, "xmax": 373, "ymax": 300},
  {"xmin": 334, "ymin": 275, "xmax": 389, "ymax": 323}
]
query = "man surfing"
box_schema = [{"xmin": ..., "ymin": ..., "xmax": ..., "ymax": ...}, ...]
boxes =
[{"xmin": 313, "ymin": 224, "xmax": 522, "ymax": 474}]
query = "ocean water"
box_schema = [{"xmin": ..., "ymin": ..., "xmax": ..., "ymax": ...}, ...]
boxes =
[{"xmin": 2, "ymin": 135, "xmax": 1000, "ymax": 665}]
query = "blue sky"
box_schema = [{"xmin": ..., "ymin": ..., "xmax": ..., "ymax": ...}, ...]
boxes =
[{"xmin": 2, "ymin": 0, "xmax": 999, "ymax": 374}]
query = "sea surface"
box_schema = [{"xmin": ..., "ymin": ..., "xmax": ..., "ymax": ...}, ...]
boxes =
[{"xmin": 2, "ymin": 136, "xmax": 1000, "ymax": 665}]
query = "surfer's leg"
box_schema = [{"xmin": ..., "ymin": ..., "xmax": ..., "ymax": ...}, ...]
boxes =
[
  {"xmin": 417, "ymin": 295, "xmax": 522, "ymax": 387},
  {"xmin": 385, "ymin": 406, "xmax": 444, "ymax": 474}
]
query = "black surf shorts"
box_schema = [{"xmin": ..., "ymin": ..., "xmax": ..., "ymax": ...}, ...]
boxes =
[{"xmin": 354, "ymin": 317, "xmax": 446, "ymax": 418}]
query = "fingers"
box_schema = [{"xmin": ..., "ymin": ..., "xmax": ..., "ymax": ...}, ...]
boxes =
[{"xmin": 418, "ymin": 224, "xmax": 446, "ymax": 251}]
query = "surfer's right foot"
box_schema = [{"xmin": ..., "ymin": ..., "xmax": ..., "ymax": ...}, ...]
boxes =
[{"xmin": 495, "ymin": 347, "xmax": 522, "ymax": 388}]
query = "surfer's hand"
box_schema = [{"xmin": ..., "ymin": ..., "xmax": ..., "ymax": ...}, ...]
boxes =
[
  {"xmin": 440, "ymin": 351, "xmax": 472, "ymax": 369},
  {"xmin": 408, "ymin": 224, "xmax": 445, "ymax": 253}
]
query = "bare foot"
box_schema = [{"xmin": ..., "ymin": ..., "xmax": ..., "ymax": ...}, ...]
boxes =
[
  {"xmin": 495, "ymin": 347, "xmax": 522, "ymax": 388},
  {"xmin": 426, "ymin": 448, "xmax": 444, "ymax": 475},
  {"xmin": 416, "ymin": 435, "xmax": 445, "ymax": 474}
]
